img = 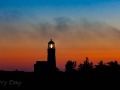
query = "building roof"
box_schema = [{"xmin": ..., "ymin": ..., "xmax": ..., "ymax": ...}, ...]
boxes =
[
  {"xmin": 36, "ymin": 61, "xmax": 47, "ymax": 64},
  {"xmin": 48, "ymin": 39, "xmax": 54, "ymax": 44}
]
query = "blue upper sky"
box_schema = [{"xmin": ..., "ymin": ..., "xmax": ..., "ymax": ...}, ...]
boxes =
[
  {"xmin": 0, "ymin": 0, "xmax": 119, "ymax": 7},
  {"xmin": 0, "ymin": 0, "xmax": 120, "ymax": 28}
]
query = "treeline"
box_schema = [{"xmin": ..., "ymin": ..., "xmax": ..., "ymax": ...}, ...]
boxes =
[
  {"xmin": 61, "ymin": 57, "xmax": 120, "ymax": 81},
  {"xmin": 65, "ymin": 57, "xmax": 120, "ymax": 73}
]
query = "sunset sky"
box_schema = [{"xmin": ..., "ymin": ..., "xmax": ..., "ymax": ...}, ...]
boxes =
[{"xmin": 0, "ymin": 0, "xmax": 120, "ymax": 71}]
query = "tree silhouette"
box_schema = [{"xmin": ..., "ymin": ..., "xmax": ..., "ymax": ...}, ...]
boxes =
[
  {"xmin": 65, "ymin": 60, "xmax": 76, "ymax": 72},
  {"xmin": 78, "ymin": 57, "xmax": 93, "ymax": 73},
  {"xmin": 95, "ymin": 60, "xmax": 108, "ymax": 74},
  {"xmin": 107, "ymin": 61, "xmax": 120, "ymax": 72}
]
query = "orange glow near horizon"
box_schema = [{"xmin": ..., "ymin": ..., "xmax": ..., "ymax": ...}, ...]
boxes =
[{"xmin": 0, "ymin": 39, "xmax": 120, "ymax": 72}]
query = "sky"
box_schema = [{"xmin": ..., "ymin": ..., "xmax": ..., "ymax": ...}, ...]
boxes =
[{"xmin": 0, "ymin": 0, "xmax": 120, "ymax": 71}]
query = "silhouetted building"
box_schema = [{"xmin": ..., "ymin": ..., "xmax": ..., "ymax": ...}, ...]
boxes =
[
  {"xmin": 34, "ymin": 61, "xmax": 48, "ymax": 73},
  {"xmin": 34, "ymin": 39, "xmax": 56, "ymax": 73}
]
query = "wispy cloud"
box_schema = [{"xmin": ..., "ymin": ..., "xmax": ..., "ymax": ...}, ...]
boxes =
[
  {"xmin": 54, "ymin": 17, "xmax": 72, "ymax": 32},
  {"xmin": 0, "ymin": 15, "xmax": 120, "ymax": 47}
]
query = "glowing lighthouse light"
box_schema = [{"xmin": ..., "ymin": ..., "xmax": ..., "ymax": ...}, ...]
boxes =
[
  {"xmin": 48, "ymin": 39, "xmax": 55, "ymax": 49},
  {"xmin": 50, "ymin": 44, "xmax": 53, "ymax": 48}
]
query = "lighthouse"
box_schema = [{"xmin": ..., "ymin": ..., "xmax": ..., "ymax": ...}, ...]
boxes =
[
  {"xmin": 47, "ymin": 39, "xmax": 56, "ymax": 72},
  {"xmin": 34, "ymin": 39, "xmax": 57, "ymax": 73}
]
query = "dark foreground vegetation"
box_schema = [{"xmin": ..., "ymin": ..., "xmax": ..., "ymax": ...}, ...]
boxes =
[{"xmin": 0, "ymin": 57, "xmax": 120, "ymax": 89}]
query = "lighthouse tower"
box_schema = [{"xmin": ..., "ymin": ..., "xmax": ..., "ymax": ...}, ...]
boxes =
[{"xmin": 47, "ymin": 39, "xmax": 56, "ymax": 72}]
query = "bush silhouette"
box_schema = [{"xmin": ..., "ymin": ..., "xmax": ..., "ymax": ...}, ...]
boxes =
[
  {"xmin": 78, "ymin": 57, "xmax": 93, "ymax": 73},
  {"xmin": 65, "ymin": 60, "xmax": 76, "ymax": 73}
]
